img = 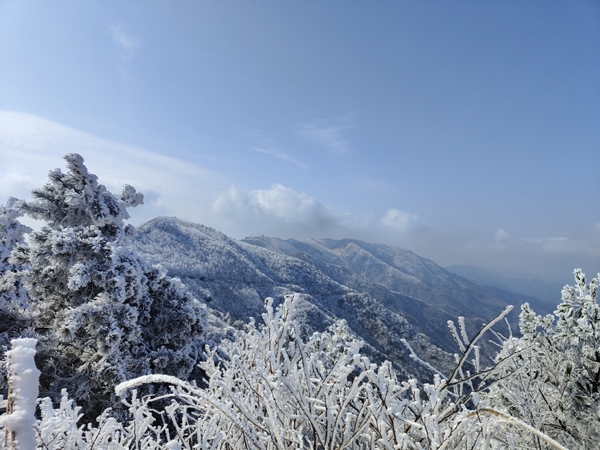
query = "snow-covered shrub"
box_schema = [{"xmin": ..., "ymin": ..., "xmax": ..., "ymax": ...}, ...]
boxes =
[
  {"xmin": 114, "ymin": 294, "xmax": 561, "ymax": 449},
  {"xmin": 0, "ymin": 338, "xmax": 172, "ymax": 450},
  {"xmin": 10, "ymin": 154, "xmax": 207, "ymax": 420},
  {"xmin": 485, "ymin": 269, "xmax": 600, "ymax": 449},
  {"xmin": 0, "ymin": 199, "xmax": 30, "ymax": 311},
  {"xmin": 31, "ymin": 389, "xmax": 175, "ymax": 450},
  {"xmin": 0, "ymin": 293, "xmax": 571, "ymax": 449}
]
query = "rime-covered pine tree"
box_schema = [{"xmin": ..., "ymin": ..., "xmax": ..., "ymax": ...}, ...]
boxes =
[
  {"xmin": 0, "ymin": 198, "xmax": 33, "ymax": 393},
  {"xmin": 0, "ymin": 198, "xmax": 31, "ymax": 321},
  {"xmin": 12, "ymin": 153, "xmax": 207, "ymax": 419}
]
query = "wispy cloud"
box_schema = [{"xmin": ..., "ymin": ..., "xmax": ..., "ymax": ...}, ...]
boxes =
[
  {"xmin": 253, "ymin": 147, "xmax": 309, "ymax": 170},
  {"xmin": 297, "ymin": 121, "xmax": 353, "ymax": 155},
  {"xmin": 381, "ymin": 209, "xmax": 420, "ymax": 233},
  {"xmin": 111, "ymin": 25, "xmax": 141, "ymax": 64},
  {"xmin": 494, "ymin": 229, "xmax": 510, "ymax": 242}
]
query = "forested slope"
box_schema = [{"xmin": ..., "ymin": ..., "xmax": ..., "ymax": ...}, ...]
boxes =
[
  {"xmin": 134, "ymin": 217, "xmax": 451, "ymax": 379},
  {"xmin": 134, "ymin": 217, "xmax": 553, "ymax": 375}
]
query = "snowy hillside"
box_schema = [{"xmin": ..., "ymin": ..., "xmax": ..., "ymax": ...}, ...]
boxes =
[
  {"xmin": 134, "ymin": 217, "xmax": 452, "ymax": 379},
  {"xmin": 242, "ymin": 235, "xmax": 554, "ymax": 348},
  {"xmin": 133, "ymin": 217, "xmax": 552, "ymax": 375}
]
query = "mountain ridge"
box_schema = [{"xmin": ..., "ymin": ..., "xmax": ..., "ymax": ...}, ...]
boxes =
[{"xmin": 133, "ymin": 217, "xmax": 554, "ymax": 378}]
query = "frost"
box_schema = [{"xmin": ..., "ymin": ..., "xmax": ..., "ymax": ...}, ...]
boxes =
[
  {"xmin": 0, "ymin": 278, "xmax": 588, "ymax": 449},
  {"xmin": 110, "ymin": 294, "xmax": 557, "ymax": 449},
  {"xmin": 12, "ymin": 154, "xmax": 207, "ymax": 421},
  {"xmin": 484, "ymin": 270, "xmax": 600, "ymax": 449},
  {"xmin": 0, "ymin": 338, "xmax": 39, "ymax": 450}
]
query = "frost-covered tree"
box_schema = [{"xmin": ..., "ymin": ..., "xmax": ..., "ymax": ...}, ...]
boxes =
[
  {"xmin": 0, "ymin": 199, "xmax": 33, "ymax": 394},
  {"xmin": 0, "ymin": 198, "xmax": 30, "ymax": 310},
  {"xmin": 11, "ymin": 153, "xmax": 207, "ymax": 419},
  {"xmin": 485, "ymin": 269, "xmax": 600, "ymax": 449}
]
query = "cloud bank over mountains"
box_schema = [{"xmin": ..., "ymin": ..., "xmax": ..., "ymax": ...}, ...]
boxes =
[
  {"xmin": 1, "ymin": 110, "xmax": 597, "ymax": 282},
  {"xmin": 213, "ymin": 184, "xmax": 341, "ymax": 229}
]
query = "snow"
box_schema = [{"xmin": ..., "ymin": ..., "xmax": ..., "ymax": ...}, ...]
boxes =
[
  {"xmin": 115, "ymin": 374, "xmax": 187, "ymax": 397},
  {"xmin": 0, "ymin": 338, "xmax": 39, "ymax": 450}
]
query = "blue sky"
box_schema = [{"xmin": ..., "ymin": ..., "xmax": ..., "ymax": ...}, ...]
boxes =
[{"xmin": 1, "ymin": 1, "xmax": 599, "ymax": 283}]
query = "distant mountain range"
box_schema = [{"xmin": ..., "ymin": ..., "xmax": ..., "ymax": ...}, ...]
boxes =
[
  {"xmin": 133, "ymin": 217, "xmax": 555, "ymax": 379},
  {"xmin": 445, "ymin": 264, "xmax": 565, "ymax": 306}
]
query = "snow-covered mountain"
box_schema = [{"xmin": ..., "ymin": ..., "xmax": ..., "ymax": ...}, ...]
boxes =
[
  {"xmin": 134, "ymin": 217, "xmax": 553, "ymax": 377},
  {"xmin": 243, "ymin": 236, "xmax": 554, "ymax": 342}
]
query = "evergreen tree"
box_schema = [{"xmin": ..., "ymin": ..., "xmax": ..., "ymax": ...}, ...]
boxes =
[
  {"xmin": 11, "ymin": 153, "xmax": 207, "ymax": 419},
  {"xmin": 0, "ymin": 198, "xmax": 33, "ymax": 393}
]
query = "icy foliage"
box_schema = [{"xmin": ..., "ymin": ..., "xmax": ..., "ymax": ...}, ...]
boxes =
[
  {"xmin": 0, "ymin": 200, "xmax": 32, "ymax": 394},
  {"xmin": 0, "ymin": 199, "xmax": 30, "ymax": 310},
  {"xmin": 485, "ymin": 270, "xmax": 600, "ymax": 449},
  {"xmin": 11, "ymin": 154, "xmax": 207, "ymax": 420},
  {"xmin": 0, "ymin": 292, "xmax": 577, "ymax": 449},
  {"xmin": 108, "ymin": 295, "xmax": 554, "ymax": 449},
  {"xmin": 31, "ymin": 389, "xmax": 175, "ymax": 449}
]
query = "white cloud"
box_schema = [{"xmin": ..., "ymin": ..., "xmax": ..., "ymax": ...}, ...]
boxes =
[
  {"xmin": 297, "ymin": 122, "xmax": 352, "ymax": 155},
  {"xmin": 494, "ymin": 229, "xmax": 510, "ymax": 242},
  {"xmin": 253, "ymin": 147, "xmax": 308, "ymax": 170},
  {"xmin": 381, "ymin": 209, "xmax": 420, "ymax": 233},
  {"xmin": 111, "ymin": 25, "xmax": 140, "ymax": 64},
  {"xmin": 212, "ymin": 184, "xmax": 341, "ymax": 230}
]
